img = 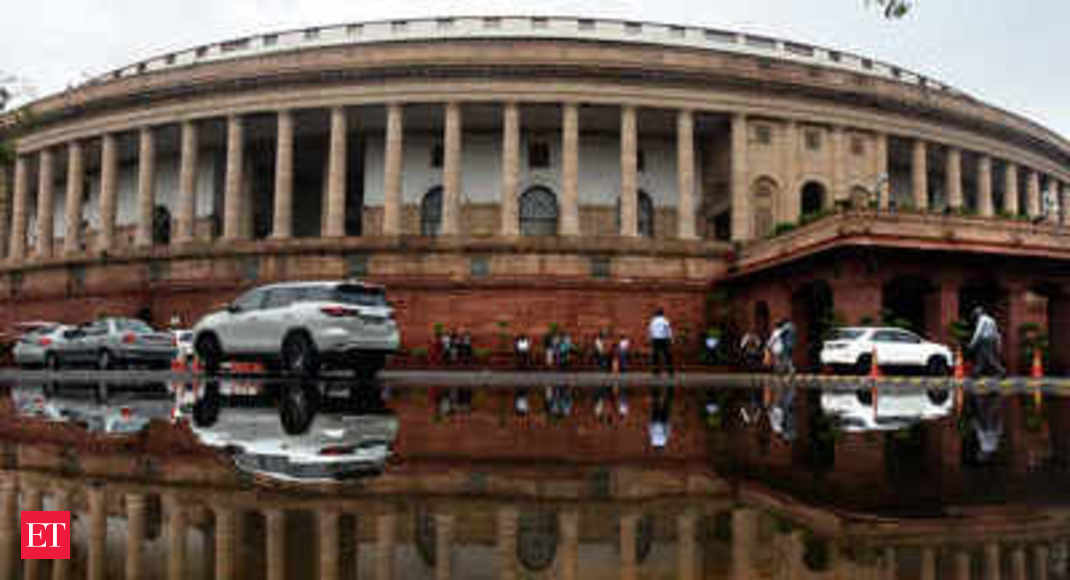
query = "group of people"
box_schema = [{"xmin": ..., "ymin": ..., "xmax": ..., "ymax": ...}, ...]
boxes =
[
  {"xmin": 436, "ymin": 330, "xmax": 474, "ymax": 365},
  {"xmin": 513, "ymin": 330, "xmax": 635, "ymax": 371},
  {"xmin": 739, "ymin": 319, "xmax": 797, "ymax": 374}
]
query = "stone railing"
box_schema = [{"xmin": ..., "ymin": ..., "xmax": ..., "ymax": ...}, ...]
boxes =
[{"xmin": 736, "ymin": 209, "xmax": 1070, "ymax": 272}]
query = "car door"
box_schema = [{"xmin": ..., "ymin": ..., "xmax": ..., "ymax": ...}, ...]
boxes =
[
  {"xmin": 255, "ymin": 287, "xmax": 298, "ymax": 352},
  {"xmin": 78, "ymin": 322, "xmax": 107, "ymax": 362},
  {"xmin": 893, "ymin": 330, "xmax": 926, "ymax": 367},
  {"xmin": 870, "ymin": 330, "xmax": 900, "ymax": 365},
  {"xmin": 219, "ymin": 289, "xmax": 268, "ymax": 354}
]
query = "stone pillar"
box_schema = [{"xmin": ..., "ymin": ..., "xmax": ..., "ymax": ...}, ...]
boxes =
[
  {"xmin": 920, "ymin": 547, "xmax": 937, "ymax": 580},
  {"xmin": 175, "ymin": 120, "xmax": 199, "ymax": 244},
  {"xmin": 499, "ymin": 102, "xmax": 521, "ymax": 237},
  {"xmin": 619, "ymin": 105, "xmax": 639, "ymax": 237},
  {"xmin": 497, "ymin": 507, "xmax": 517, "ymax": 580},
  {"xmin": 875, "ymin": 132, "xmax": 889, "ymax": 209},
  {"xmin": 9, "ymin": 156, "xmax": 28, "ymax": 262},
  {"xmin": 955, "ymin": 549, "xmax": 971, "ymax": 580},
  {"xmin": 222, "ymin": 115, "xmax": 244, "ymax": 241},
  {"xmin": 1027, "ymin": 169, "xmax": 1041, "ymax": 218},
  {"xmin": 560, "ymin": 102, "xmax": 580, "ymax": 236},
  {"xmin": 325, "ymin": 106, "xmax": 348, "ymax": 238},
  {"xmin": 215, "ymin": 507, "xmax": 236, "ymax": 580},
  {"xmin": 441, "ymin": 102, "xmax": 462, "ymax": 236},
  {"xmin": 783, "ymin": 120, "xmax": 799, "ymax": 221},
  {"xmin": 1005, "ymin": 162, "xmax": 1020, "ymax": 216},
  {"xmin": 0, "ymin": 165, "xmax": 8, "ymax": 259},
  {"xmin": 831, "ymin": 125, "xmax": 846, "ymax": 204},
  {"xmin": 165, "ymin": 495, "xmax": 187, "ymax": 580},
  {"xmin": 382, "ymin": 103, "xmax": 404, "ymax": 236},
  {"xmin": 985, "ymin": 542, "xmax": 1001, "ymax": 580},
  {"xmin": 48, "ymin": 488, "xmax": 71, "ymax": 580},
  {"xmin": 98, "ymin": 133, "xmax": 119, "ymax": 252},
  {"xmin": 271, "ymin": 110, "xmax": 294, "ymax": 240},
  {"xmin": 134, "ymin": 127, "xmax": 156, "ymax": 247},
  {"xmin": 320, "ymin": 510, "xmax": 340, "ymax": 580},
  {"xmin": 559, "ymin": 510, "xmax": 579, "ymax": 580},
  {"xmin": 126, "ymin": 493, "xmax": 147, "ymax": 580},
  {"xmin": 35, "ymin": 148, "xmax": 55, "ymax": 258},
  {"xmin": 676, "ymin": 109, "xmax": 696, "ymax": 240},
  {"xmin": 947, "ymin": 146, "xmax": 963, "ymax": 210},
  {"xmin": 619, "ymin": 512, "xmax": 638, "ymax": 580},
  {"xmin": 0, "ymin": 473, "xmax": 15, "ymax": 580},
  {"xmin": 87, "ymin": 485, "xmax": 106, "ymax": 580},
  {"xmin": 676, "ymin": 510, "xmax": 696, "ymax": 580},
  {"xmin": 435, "ymin": 513, "xmax": 454, "ymax": 580},
  {"xmin": 912, "ymin": 139, "xmax": 928, "ymax": 211},
  {"xmin": 376, "ymin": 513, "xmax": 396, "ymax": 580},
  {"xmin": 731, "ymin": 509, "xmax": 757, "ymax": 580},
  {"xmin": 265, "ymin": 510, "xmax": 285, "ymax": 580},
  {"xmin": 883, "ymin": 547, "xmax": 897, "ymax": 580},
  {"xmin": 1033, "ymin": 544, "xmax": 1049, "ymax": 580},
  {"xmin": 62, "ymin": 142, "xmax": 84, "ymax": 254},
  {"xmin": 978, "ymin": 154, "xmax": 994, "ymax": 217},
  {"xmin": 730, "ymin": 114, "xmax": 749, "ymax": 241},
  {"xmin": 1010, "ymin": 546, "xmax": 1026, "ymax": 580}
]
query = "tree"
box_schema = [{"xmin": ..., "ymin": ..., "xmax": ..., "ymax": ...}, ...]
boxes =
[{"xmin": 869, "ymin": 0, "xmax": 912, "ymax": 19}]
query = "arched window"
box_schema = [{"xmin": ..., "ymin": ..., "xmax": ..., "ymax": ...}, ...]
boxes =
[
  {"xmin": 615, "ymin": 190, "xmax": 655, "ymax": 237},
  {"xmin": 517, "ymin": 511, "xmax": 558, "ymax": 571},
  {"xmin": 801, "ymin": 181, "xmax": 827, "ymax": 216},
  {"xmin": 519, "ymin": 186, "xmax": 559, "ymax": 236},
  {"xmin": 421, "ymin": 186, "xmax": 443, "ymax": 236}
]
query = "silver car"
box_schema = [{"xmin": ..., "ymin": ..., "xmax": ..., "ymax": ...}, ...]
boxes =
[
  {"xmin": 63, "ymin": 318, "xmax": 178, "ymax": 370},
  {"xmin": 13, "ymin": 325, "xmax": 74, "ymax": 369},
  {"xmin": 193, "ymin": 280, "xmax": 400, "ymax": 377}
]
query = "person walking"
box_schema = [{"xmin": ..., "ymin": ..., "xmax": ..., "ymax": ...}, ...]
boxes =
[
  {"xmin": 968, "ymin": 306, "xmax": 1005, "ymax": 378},
  {"xmin": 767, "ymin": 319, "xmax": 796, "ymax": 375},
  {"xmin": 648, "ymin": 308, "xmax": 674, "ymax": 377},
  {"xmin": 739, "ymin": 331, "xmax": 763, "ymax": 371}
]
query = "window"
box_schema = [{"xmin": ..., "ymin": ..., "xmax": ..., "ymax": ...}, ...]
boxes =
[
  {"xmin": 625, "ymin": 22, "xmax": 642, "ymax": 35},
  {"xmin": 528, "ymin": 142, "xmax": 550, "ymax": 169},
  {"xmin": 754, "ymin": 125, "xmax": 772, "ymax": 145},
  {"xmin": 263, "ymin": 34, "xmax": 278, "ymax": 46},
  {"xmin": 391, "ymin": 21, "xmax": 408, "ymax": 33},
  {"xmin": 302, "ymin": 284, "xmax": 386, "ymax": 306},
  {"xmin": 590, "ymin": 257, "xmax": 611, "ymax": 279},
  {"xmin": 437, "ymin": 18, "xmax": 454, "ymax": 30},
  {"xmin": 669, "ymin": 25, "xmax": 685, "ymax": 38},
  {"xmin": 805, "ymin": 129, "xmax": 822, "ymax": 151},
  {"xmin": 470, "ymin": 256, "xmax": 490, "ymax": 278},
  {"xmin": 578, "ymin": 19, "xmax": 595, "ymax": 31},
  {"xmin": 263, "ymin": 287, "xmax": 300, "ymax": 309},
  {"xmin": 850, "ymin": 136, "xmax": 865, "ymax": 156},
  {"xmin": 532, "ymin": 17, "xmax": 549, "ymax": 29},
  {"xmin": 892, "ymin": 330, "xmax": 922, "ymax": 344},
  {"xmin": 233, "ymin": 289, "xmax": 266, "ymax": 311},
  {"xmin": 829, "ymin": 329, "xmax": 865, "ymax": 341},
  {"xmin": 304, "ymin": 28, "xmax": 320, "ymax": 40},
  {"xmin": 637, "ymin": 149, "xmax": 646, "ymax": 173},
  {"xmin": 483, "ymin": 17, "xmax": 501, "ymax": 29},
  {"xmin": 519, "ymin": 187, "xmax": 559, "ymax": 236},
  {"xmin": 617, "ymin": 190, "xmax": 656, "ymax": 237},
  {"xmin": 421, "ymin": 186, "xmax": 443, "ymax": 236},
  {"xmin": 430, "ymin": 144, "xmax": 443, "ymax": 168}
]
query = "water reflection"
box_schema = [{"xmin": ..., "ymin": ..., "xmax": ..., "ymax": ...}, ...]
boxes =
[{"xmin": 0, "ymin": 376, "xmax": 1066, "ymax": 578}]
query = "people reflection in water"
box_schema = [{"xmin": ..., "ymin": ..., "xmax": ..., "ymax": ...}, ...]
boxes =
[
  {"xmin": 964, "ymin": 392, "xmax": 1005, "ymax": 464},
  {"xmin": 436, "ymin": 387, "xmax": 473, "ymax": 418},
  {"xmin": 649, "ymin": 386, "xmax": 674, "ymax": 450}
]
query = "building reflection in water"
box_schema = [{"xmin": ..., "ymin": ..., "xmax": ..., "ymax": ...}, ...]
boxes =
[{"xmin": 0, "ymin": 377, "xmax": 1066, "ymax": 578}]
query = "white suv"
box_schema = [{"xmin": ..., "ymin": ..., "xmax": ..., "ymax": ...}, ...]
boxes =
[
  {"xmin": 820, "ymin": 327, "xmax": 953, "ymax": 376},
  {"xmin": 192, "ymin": 280, "xmax": 400, "ymax": 377}
]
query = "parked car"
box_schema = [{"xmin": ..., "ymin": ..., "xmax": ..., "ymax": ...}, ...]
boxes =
[
  {"xmin": 13, "ymin": 324, "xmax": 73, "ymax": 369},
  {"xmin": 49, "ymin": 318, "xmax": 177, "ymax": 370},
  {"xmin": 821, "ymin": 388, "xmax": 953, "ymax": 432},
  {"xmin": 192, "ymin": 280, "xmax": 400, "ymax": 378},
  {"xmin": 820, "ymin": 327, "xmax": 953, "ymax": 376},
  {"xmin": 174, "ymin": 329, "xmax": 195, "ymax": 364}
]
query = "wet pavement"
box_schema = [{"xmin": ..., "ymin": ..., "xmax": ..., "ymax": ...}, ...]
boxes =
[{"xmin": 0, "ymin": 371, "xmax": 1067, "ymax": 578}]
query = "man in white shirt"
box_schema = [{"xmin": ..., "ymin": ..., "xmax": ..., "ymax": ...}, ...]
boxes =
[
  {"xmin": 648, "ymin": 308, "xmax": 674, "ymax": 376},
  {"xmin": 968, "ymin": 306, "xmax": 1005, "ymax": 377}
]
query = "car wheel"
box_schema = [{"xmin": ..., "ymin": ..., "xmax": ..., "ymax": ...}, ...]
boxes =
[
  {"xmin": 855, "ymin": 353, "xmax": 873, "ymax": 376},
  {"xmin": 195, "ymin": 334, "xmax": 222, "ymax": 375},
  {"xmin": 97, "ymin": 350, "xmax": 113, "ymax": 371},
  {"xmin": 927, "ymin": 356, "xmax": 950, "ymax": 377},
  {"xmin": 279, "ymin": 383, "xmax": 321, "ymax": 435},
  {"xmin": 45, "ymin": 353, "xmax": 60, "ymax": 371},
  {"xmin": 282, "ymin": 332, "xmax": 320, "ymax": 377}
]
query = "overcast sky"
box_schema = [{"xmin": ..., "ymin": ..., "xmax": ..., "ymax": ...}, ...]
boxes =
[{"xmin": 4, "ymin": 0, "xmax": 1069, "ymax": 137}]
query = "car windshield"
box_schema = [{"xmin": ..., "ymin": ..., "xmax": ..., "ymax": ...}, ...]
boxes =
[
  {"xmin": 829, "ymin": 329, "xmax": 865, "ymax": 341},
  {"xmin": 117, "ymin": 319, "xmax": 154, "ymax": 333},
  {"xmin": 305, "ymin": 284, "xmax": 386, "ymax": 306}
]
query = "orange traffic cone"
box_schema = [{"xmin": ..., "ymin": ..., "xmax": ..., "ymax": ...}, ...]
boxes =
[
  {"xmin": 1031, "ymin": 348, "xmax": 1044, "ymax": 379},
  {"xmin": 953, "ymin": 348, "xmax": 965, "ymax": 380},
  {"xmin": 1033, "ymin": 387, "xmax": 1043, "ymax": 411},
  {"xmin": 868, "ymin": 348, "xmax": 882, "ymax": 380}
]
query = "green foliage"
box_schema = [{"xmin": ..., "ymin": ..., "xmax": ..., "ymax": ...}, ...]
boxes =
[
  {"xmin": 474, "ymin": 347, "xmax": 492, "ymax": 361},
  {"xmin": 410, "ymin": 346, "xmax": 429, "ymax": 359},
  {"xmin": 799, "ymin": 208, "xmax": 836, "ymax": 226},
  {"xmin": 859, "ymin": 315, "xmax": 875, "ymax": 326},
  {"xmin": 432, "ymin": 322, "xmax": 445, "ymax": 336},
  {"xmin": 706, "ymin": 327, "xmax": 722, "ymax": 338},
  {"xmin": 819, "ymin": 310, "xmax": 848, "ymax": 341},
  {"xmin": 948, "ymin": 319, "xmax": 972, "ymax": 348},
  {"xmin": 997, "ymin": 209, "xmax": 1015, "ymax": 219},
  {"xmin": 879, "ymin": 309, "xmax": 915, "ymax": 332},
  {"xmin": 772, "ymin": 221, "xmax": 798, "ymax": 237},
  {"xmin": 547, "ymin": 322, "xmax": 560, "ymax": 335},
  {"xmin": 1018, "ymin": 322, "xmax": 1049, "ymax": 367},
  {"xmin": 868, "ymin": 0, "xmax": 912, "ymax": 19}
]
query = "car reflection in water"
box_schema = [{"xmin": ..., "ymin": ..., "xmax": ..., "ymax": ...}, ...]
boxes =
[
  {"xmin": 181, "ymin": 378, "xmax": 399, "ymax": 483},
  {"xmin": 11, "ymin": 380, "xmax": 175, "ymax": 434},
  {"xmin": 821, "ymin": 387, "xmax": 953, "ymax": 432}
]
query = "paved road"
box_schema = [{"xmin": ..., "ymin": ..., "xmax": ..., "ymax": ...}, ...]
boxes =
[{"xmin": 0, "ymin": 368, "xmax": 1065, "ymax": 392}]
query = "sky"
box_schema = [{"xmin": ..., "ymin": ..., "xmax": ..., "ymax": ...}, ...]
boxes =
[{"xmin": 3, "ymin": 0, "xmax": 1069, "ymax": 137}]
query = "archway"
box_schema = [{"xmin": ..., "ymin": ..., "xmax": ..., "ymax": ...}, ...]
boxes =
[
  {"xmin": 800, "ymin": 181, "xmax": 827, "ymax": 217},
  {"xmin": 882, "ymin": 276, "xmax": 935, "ymax": 335},
  {"xmin": 420, "ymin": 186, "xmax": 443, "ymax": 236},
  {"xmin": 519, "ymin": 186, "xmax": 558, "ymax": 236},
  {"xmin": 791, "ymin": 280, "xmax": 834, "ymax": 371},
  {"xmin": 152, "ymin": 205, "xmax": 171, "ymax": 246},
  {"xmin": 751, "ymin": 177, "xmax": 777, "ymax": 237}
]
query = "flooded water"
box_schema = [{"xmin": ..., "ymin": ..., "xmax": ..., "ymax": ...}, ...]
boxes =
[{"xmin": 0, "ymin": 374, "xmax": 1067, "ymax": 579}]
